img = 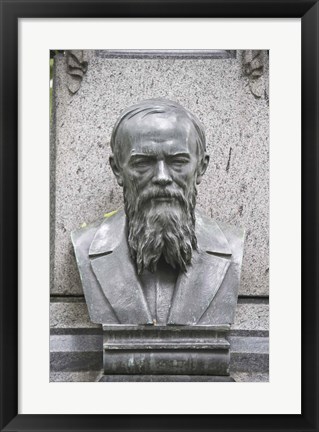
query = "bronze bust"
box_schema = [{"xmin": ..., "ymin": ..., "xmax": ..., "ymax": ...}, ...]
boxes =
[{"xmin": 72, "ymin": 99, "xmax": 245, "ymax": 328}]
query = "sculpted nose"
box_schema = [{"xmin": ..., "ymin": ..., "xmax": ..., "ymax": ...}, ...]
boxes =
[{"xmin": 152, "ymin": 161, "xmax": 172, "ymax": 186}]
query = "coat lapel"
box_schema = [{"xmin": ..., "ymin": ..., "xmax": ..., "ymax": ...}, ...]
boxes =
[
  {"xmin": 88, "ymin": 210, "xmax": 232, "ymax": 326},
  {"xmin": 88, "ymin": 211, "xmax": 153, "ymax": 325},
  {"xmin": 167, "ymin": 212, "xmax": 232, "ymax": 325}
]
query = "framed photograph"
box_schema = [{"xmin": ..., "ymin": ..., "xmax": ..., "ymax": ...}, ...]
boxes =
[{"xmin": 1, "ymin": 0, "xmax": 318, "ymax": 431}]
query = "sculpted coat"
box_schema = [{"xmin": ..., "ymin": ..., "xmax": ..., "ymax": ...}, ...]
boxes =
[{"xmin": 72, "ymin": 209, "xmax": 245, "ymax": 326}]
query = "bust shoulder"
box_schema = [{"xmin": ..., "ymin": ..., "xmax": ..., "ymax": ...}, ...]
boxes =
[
  {"xmin": 71, "ymin": 210, "xmax": 126, "ymax": 258},
  {"xmin": 71, "ymin": 218, "xmax": 104, "ymax": 254},
  {"xmin": 195, "ymin": 210, "xmax": 245, "ymax": 259},
  {"xmin": 214, "ymin": 219, "xmax": 245, "ymax": 263},
  {"xmin": 215, "ymin": 219, "xmax": 245, "ymax": 249}
]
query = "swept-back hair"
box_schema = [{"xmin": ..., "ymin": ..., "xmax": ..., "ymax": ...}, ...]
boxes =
[{"xmin": 110, "ymin": 98, "xmax": 206, "ymax": 164}]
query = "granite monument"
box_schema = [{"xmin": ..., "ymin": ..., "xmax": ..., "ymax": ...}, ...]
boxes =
[{"xmin": 72, "ymin": 99, "xmax": 245, "ymax": 380}]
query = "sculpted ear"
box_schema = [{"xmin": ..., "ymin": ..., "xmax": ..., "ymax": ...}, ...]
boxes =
[
  {"xmin": 196, "ymin": 153, "xmax": 210, "ymax": 185},
  {"xmin": 109, "ymin": 155, "xmax": 123, "ymax": 187}
]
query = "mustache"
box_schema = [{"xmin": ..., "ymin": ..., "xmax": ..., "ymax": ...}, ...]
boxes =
[{"xmin": 137, "ymin": 188, "xmax": 188, "ymax": 207}]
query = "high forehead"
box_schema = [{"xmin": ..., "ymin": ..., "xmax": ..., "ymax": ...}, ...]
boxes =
[{"xmin": 117, "ymin": 111, "xmax": 198, "ymax": 153}]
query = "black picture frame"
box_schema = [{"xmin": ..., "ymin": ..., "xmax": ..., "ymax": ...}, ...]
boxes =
[{"xmin": 1, "ymin": 1, "xmax": 318, "ymax": 431}]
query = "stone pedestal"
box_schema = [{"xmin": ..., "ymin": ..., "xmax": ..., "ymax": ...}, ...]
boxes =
[{"xmin": 102, "ymin": 325, "xmax": 231, "ymax": 378}]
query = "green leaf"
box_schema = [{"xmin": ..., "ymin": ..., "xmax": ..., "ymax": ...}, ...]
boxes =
[
  {"xmin": 50, "ymin": 58, "xmax": 54, "ymax": 80},
  {"xmin": 104, "ymin": 210, "xmax": 118, "ymax": 218}
]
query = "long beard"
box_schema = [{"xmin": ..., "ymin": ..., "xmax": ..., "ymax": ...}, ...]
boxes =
[{"xmin": 124, "ymin": 184, "xmax": 198, "ymax": 274}]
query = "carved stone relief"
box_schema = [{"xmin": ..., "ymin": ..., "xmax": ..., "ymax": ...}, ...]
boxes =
[
  {"xmin": 66, "ymin": 50, "xmax": 88, "ymax": 94},
  {"xmin": 242, "ymin": 50, "xmax": 269, "ymax": 99}
]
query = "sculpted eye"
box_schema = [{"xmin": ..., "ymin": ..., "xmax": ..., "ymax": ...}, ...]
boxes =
[
  {"xmin": 169, "ymin": 157, "xmax": 189, "ymax": 166},
  {"xmin": 134, "ymin": 160, "xmax": 148, "ymax": 167},
  {"xmin": 131, "ymin": 157, "xmax": 154, "ymax": 168}
]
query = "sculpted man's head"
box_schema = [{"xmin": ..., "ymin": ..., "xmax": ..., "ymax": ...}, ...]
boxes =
[{"xmin": 109, "ymin": 99, "xmax": 209, "ymax": 274}]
